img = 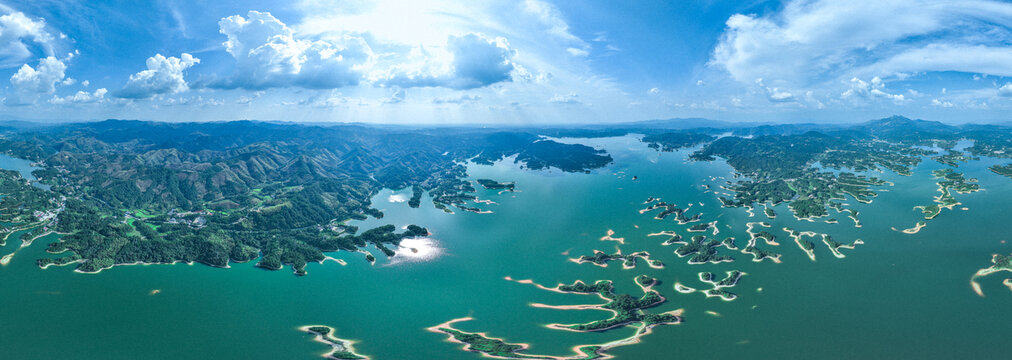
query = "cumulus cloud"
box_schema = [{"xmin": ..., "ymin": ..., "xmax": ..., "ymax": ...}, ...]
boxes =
[
  {"xmin": 214, "ymin": 11, "xmax": 371, "ymax": 90},
  {"xmin": 755, "ymin": 78, "xmax": 795, "ymax": 103},
  {"xmin": 116, "ymin": 53, "xmax": 199, "ymax": 99},
  {"xmin": 712, "ymin": 0, "xmax": 1012, "ymax": 85},
  {"xmin": 931, "ymin": 99, "xmax": 954, "ymax": 107},
  {"xmin": 0, "ymin": 11, "xmax": 57, "ymax": 67},
  {"xmin": 380, "ymin": 33, "xmax": 518, "ymax": 89},
  {"xmin": 6, "ymin": 56, "xmax": 66, "ymax": 105},
  {"xmin": 840, "ymin": 77, "xmax": 907, "ymax": 104},
  {"xmin": 50, "ymin": 88, "xmax": 107, "ymax": 104},
  {"xmin": 999, "ymin": 83, "xmax": 1012, "ymax": 97}
]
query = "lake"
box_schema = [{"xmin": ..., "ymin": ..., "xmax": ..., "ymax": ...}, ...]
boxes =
[{"xmin": 0, "ymin": 135, "xmax": 1009, "ymax": 359}]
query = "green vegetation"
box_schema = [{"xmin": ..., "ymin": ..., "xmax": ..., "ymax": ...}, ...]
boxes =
[
  {"xmin": 764, "ymin": 207, "xmax": 776, "ymax": 219},
  {"xmin": 551, "ymin": 278, "xmax": 680, "ymax": 332},
  {"xmin": 933, "ymin": 149, "xmax": 978, "ymax": 167},
  {"xmin": 429, "ymin": 319, "xmax": 607, "ymax": 360},
  {"xmin": 666, "ymin": 235, "xmax": 735, "ymax": 264},
  {"xmin": 436, "ymin": 327, "xmax": 550, "ymax": 359},
  {"xmin": 640, "ymin": 200, "xmax": 701, "ymax": 224},
  {"xmin": 0, "ymin": 121, "xmax": 613, "ymax": 274},
  {"xmin": 915, "ymin": 169, "xmax": 980, "ymax": 221},
  {"xmin": 476, "ymin": 179, "xmax": 516, "ymax": 191},
  {"xmin": 300, "ymin": 325, "xmax": 368, "ymax": 360},
  {"xmin": 691, "ymin": 120, "xmax": 935, "ymax": 222},
  {"xmin": 970, "ymin": 253, "xmax": 1012, "ymax": 297},
  {"xmin": 989, "ymin": 164, "xmax": 1012, "ymax": 179},
  {"xmin": 698, "ymin": 270, "xmax": 745, "ymax": 301},
  {"xmin": 642, "ymin": 132, "xmax": 715, "ymax": 151},
  {"xmin": 687, "ymin": 223, "xmax": 712, "ymax": 232},
  {"xmin": 572, "ymin": 250, "xmax": 663, "ymax": 269}
]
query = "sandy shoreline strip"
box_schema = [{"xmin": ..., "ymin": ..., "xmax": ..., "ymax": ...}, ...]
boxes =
[
  {"xmin": 298, "ymin": 325, "xmax": 370, "ymax": 360},
  {"xmin": 599, "ymin": 229, "xmax": 625, "ymax": 244},
  {"xmin": 902, "ymin": 222, "xmax": 926, "ymax": 234}
]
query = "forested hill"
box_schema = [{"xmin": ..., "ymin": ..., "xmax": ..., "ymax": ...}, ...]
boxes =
[
  {"xmin": 0, "ymin": 116, "xmax": 1007, "ymax": 275},
  {"xmin": 0, "ymin": 120, "xmax": 612, "ymax": 274}
]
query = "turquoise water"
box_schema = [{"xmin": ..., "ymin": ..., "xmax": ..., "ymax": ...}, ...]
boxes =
[
  {"xmin": 0, "ymin": 154, "xmax": 50, "ymax": 190},
  {"xmin": 1, "ymin": 135, "xmax": 1010, "ymax": 359}
]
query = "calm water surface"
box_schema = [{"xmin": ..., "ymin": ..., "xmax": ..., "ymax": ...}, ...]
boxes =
[{"xmin": 0, "ymin": 136, "xmax": 1009, "ymax": 359}]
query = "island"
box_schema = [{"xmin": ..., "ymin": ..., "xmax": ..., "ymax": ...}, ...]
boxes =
[
  {"xmin": 912, "ymin": 169, "xmax": 981, "ymax": 225},
  {"xmin": 666, "ymin": 234, "xmax": 736, "ymax": 264},
  {"xmin": 990, "ymin": 164, "xmax": 1012, "ymax": 179},
  {"xmin": 672, "ymin": 270, "xmax": 746, "ymax": 301},
  {"xmin": 476, "ymin": 179, "xmax": 516, "ymax": 192},
  {"xmin": 970, "ymin": 252, "xmax": 1012, "ymax": 297},
  {"xmin": 299, "ymin": 325, "xmax": 369, "ymax": 360},
  {"xmin": 640, "ymin": 199, "xmax": 702, "ymax": 224},
  {"xmin": 570, "ymin": 249, "xmax": 664, "ymax": 269},
  {"xmin": 764, "ymin": 206, "xmax": 776, "ymax": 219},
  {"xmin": 933, "ymin": 149, "xmax": 978, "ymax": 167},
  {"xmin": 433, "ymin": 276, "xmax": 685, "ymax": 359}
]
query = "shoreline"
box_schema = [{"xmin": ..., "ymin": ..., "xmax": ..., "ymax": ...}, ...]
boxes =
[
  {"xmin": 298, "ymin": 325, "xmax": 370, "ymax": 360},
  {"xmin": 599, "ymin": 229, "xmax": 625, "ymax": 244},
  {"xmin": 901, "ymin": 222, "xmax": 926, "ymax": 234}
]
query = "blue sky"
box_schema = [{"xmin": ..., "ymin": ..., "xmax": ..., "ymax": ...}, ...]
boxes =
[{"xmin": 1, "ymin": 0, "xmax": 1011, "ymax": 124}]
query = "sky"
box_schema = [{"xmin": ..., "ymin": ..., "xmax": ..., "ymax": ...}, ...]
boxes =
[{"xmin": 0, "ymin": 0, "xmax": 1011, "ymax": 125}]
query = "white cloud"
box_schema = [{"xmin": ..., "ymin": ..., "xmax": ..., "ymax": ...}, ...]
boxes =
[
  {"xmin": 0, "ymin": 11, "xmax": 57, "ymax": 67},
  {"xmin": 755, "ymin": 78, "xmax": 795, "ymax": 103},
  {"xmin": 548, "ymin": 92, "xmax": 581, "ymax": 104},
  {"xmin": 215, "ymin": 11, "xmax": 371, "ymax": 90},
  {"xmin": 116, "ymin": 53, "xmax": 199, "ymax": 99},
  {"xmin": 566, "ymin": 47, "xmax": 588, "ymax": 57},
  {"xmin": 712, "ymin": 0, "xmax": 1012, "ymax": 86},
  {"xmin": 383, "ymin": 88, "xmax": 405, "ymax": 104},
  {"xmin": 840, "ymin": 77, "xmax": 907, "ymax": 104},
  {"xmin": 859, "ymin": 44, "xmax": 1012, "ymax": 78},
  {"xmin": 523, "ymin": 0, "xmax": 586, "ymax": 45},
  {"xmin": 998, "ymin": 82, "xmax": 1012, "ymax": 97},
  {"xmin": 50, "ymin": 88, "xmax": 107, "ymax": 104},
  {"xmin": 379, "ymin": 33, "xmax": 518, "ymax": 89},
  {"xmin": 6, "ymin": 56, "xmax": 66, "ymax": 105},
  {"xmin": 648, "ymin": 87, "xmax": 660, "ymax": 95},
  {"xmin": 163, "ymin": 96, "xmax": 223, "ymax": 106},
  {"xmin": 433, "ymin": 94, "xmax": 481, "ymax": 104},
  {"xmin": 931, "ymin": 99, "xmax": 954, "ymax": 107}
]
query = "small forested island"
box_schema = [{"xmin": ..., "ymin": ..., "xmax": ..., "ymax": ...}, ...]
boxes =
[
  {"xmin": 476, "ymin": 179, "xmax": 516, "ymax": 192},
  {"xmin": 570, "ymin": 249, "xmax": 663, "ymax": 269},
  {"xmin": 432, "ymin": 276, "xmax": 684, "ymax": 359},
  {"xmin": 764, "ymin": 206, "xmax": 776, "ymax": 219},
  {"xmin": 299, "ymin": 325, "xmax": 369, "ymax": 360},
  {"xmin": 640, "ymin": 199, "xmax": 701, "ymax": 224},
  {"xmin": 672, "ymin": 270, "xmax": 745, "ymax": 301},
  {"xmin": 914, "ymin": 169, "xmax": 981, "ymax": 222},
  {"xmin": 933, "ymin": 149, "xmax": 978, "ymax": 167},
  {"xmin": 666, "ymin": 235, "xmax": 735, "ymax": 264},
  {"xmin": 989, "ymin": 164, "xmax": 1012, "ymax": 179},
  {"xmin": 970, "ymin": 253, "xmax": 1012, "ymax": 297},
  {"xmin": 539, "ymin": 277, "xmax": 680, "ymax": 332}
]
